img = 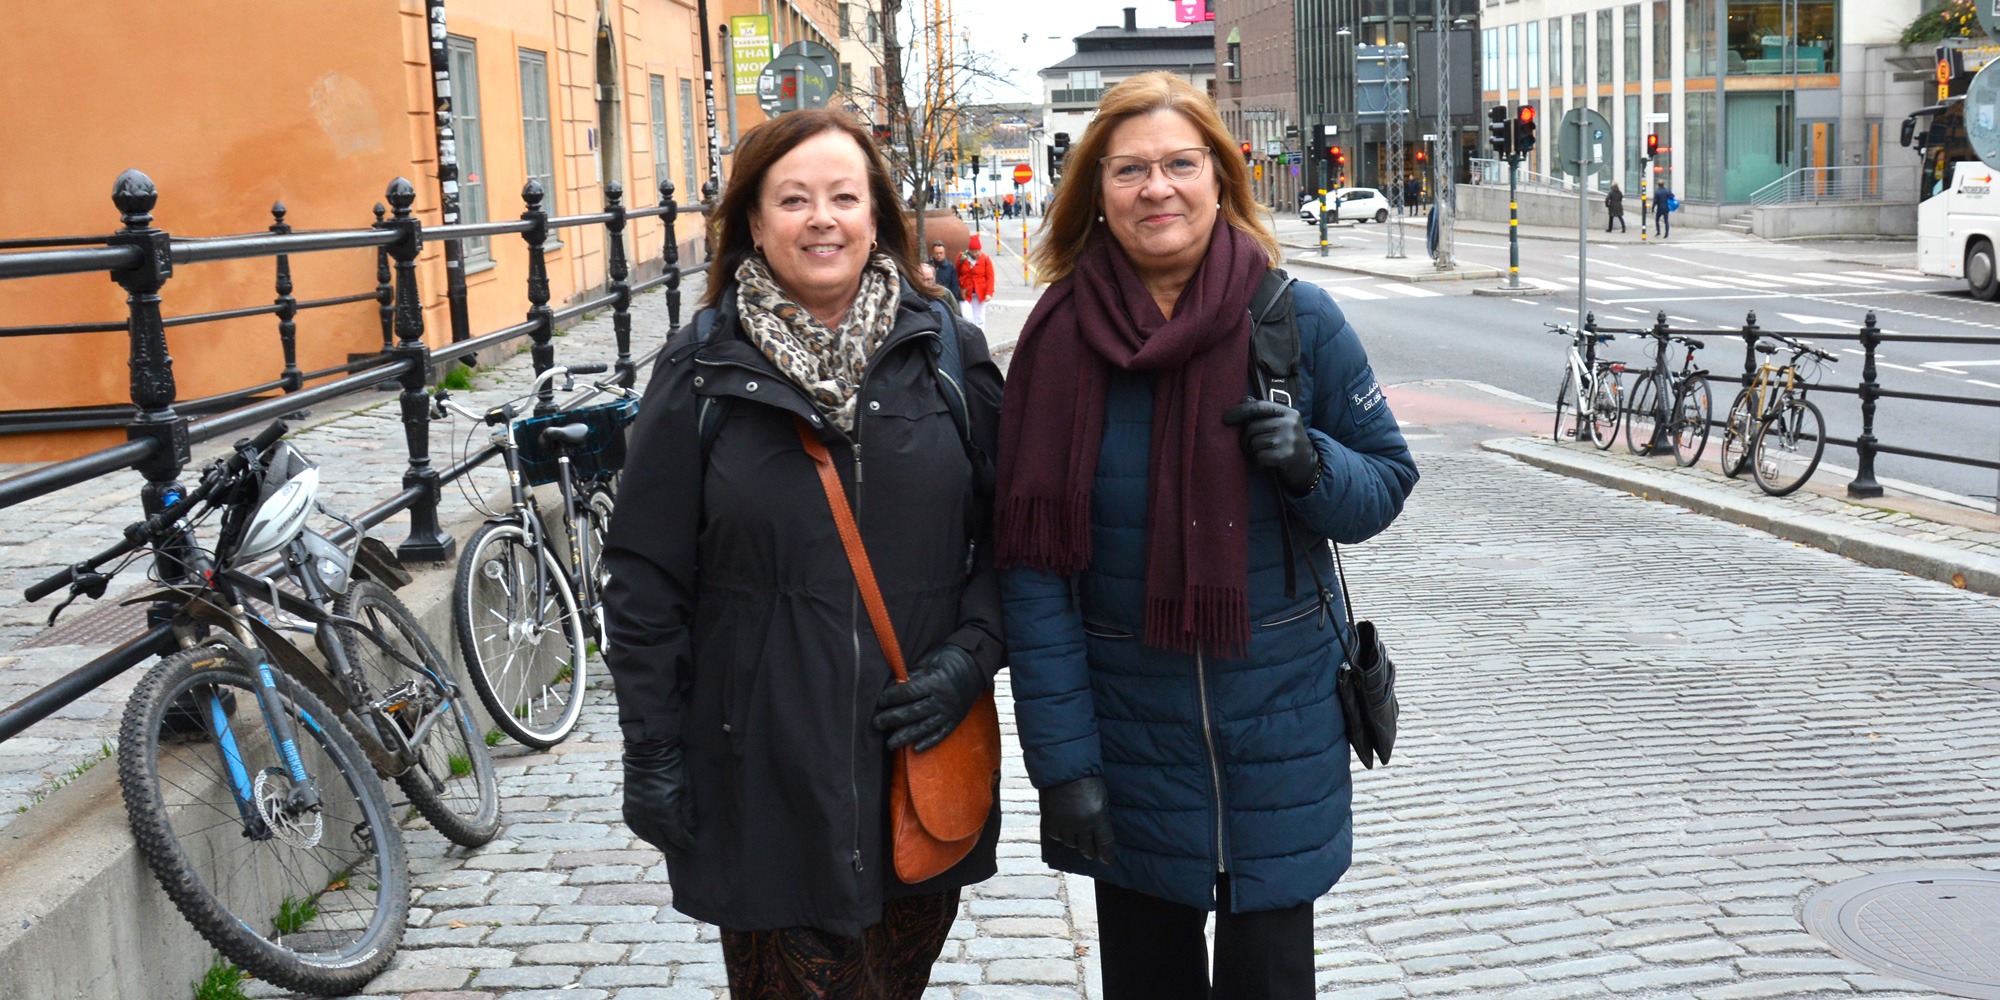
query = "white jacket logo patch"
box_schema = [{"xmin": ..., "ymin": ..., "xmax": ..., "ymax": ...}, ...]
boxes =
[{"xmin": 1352, "ymin": 382, "xmax": 1385, "ymax": 415}]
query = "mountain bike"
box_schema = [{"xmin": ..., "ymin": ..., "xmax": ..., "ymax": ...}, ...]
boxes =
[
  {"xmin": 26, "ymin": 420, "xmax": 500, "ymax": 995},
  {"xmin": 1720, "ymin": 335, "xmax": 1837, "ymax": 495},
  {"xmin": 435, "ymin": 363, "xmax": 636, "ymax": 749},
  {"xmin": 1622, "ymin": 331, "xmax": 1713, "ymax": 466},
  {"xmin": 1549, "ymin": 322, "xmax": 1625, "ymax": 449}
]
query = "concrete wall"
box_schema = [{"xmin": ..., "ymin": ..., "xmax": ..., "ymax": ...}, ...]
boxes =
[
  {"xmin": 1456, "ymin": 180, "xmax": 1733, "ymax": 231},
  {"xmin": 1753, "ymin": 202, "xmax": 1917, "ymax": 239}
]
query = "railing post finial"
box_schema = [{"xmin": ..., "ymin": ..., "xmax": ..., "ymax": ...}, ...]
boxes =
[{"xmin": 1848, "ymin": 311, "xmax": 1885, "ymax": 499}]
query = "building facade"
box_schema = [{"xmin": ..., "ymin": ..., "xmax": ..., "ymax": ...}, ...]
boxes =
[
  {"xmin": 1216, "ymin": 0, "xmax": 1300, "ymax": 209},
  {"xmin": 1474, "ymin": 0, "xmax": 1926, "ymax": 205},
  {"xmin": 1039, "ymin": 8, "xmax": 1217, "ymax": 167},
  {"xmin": 0, "ymin": 0, "xmax": 716, "ymax": 462},
  {"xmin": 717, "ymin": 0, "xmax": 840, "ymax": 165}
]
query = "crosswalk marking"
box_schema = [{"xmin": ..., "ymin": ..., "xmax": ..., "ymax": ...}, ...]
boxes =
[
  {"xmin": 1704, "ymin": 274, "xmax": 1782, "ymax": 288},
  {"xmin": 1326, "ymin": 285, "xmax": 1387, "ymax": 301},
  {"xmin": 1377, "ymin": 284, "xmax": 1443, "ymax": 298},
  {"xmin": 1606, "ymin": 276, "xmax": 1679, "ymax": 290},
  {"xmin": 1756, "ymin": 274, "xmax": 1829, "ymax": 287},
  {"xmin": 1590, "ymin": 278, "xmax": 1635, "ymax": 291},
  {"xmin": 1847, "ymin": 270, "xmax": 1930, "ymax": 283},
  {"xmin": 1795, "ymin": 271, "xmax": 1880, "ymax": 284}
]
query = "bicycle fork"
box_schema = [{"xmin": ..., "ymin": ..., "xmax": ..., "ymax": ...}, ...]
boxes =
[{"xmin": 214, "ymin": 616, "xmax": 324, "ymax": 839}]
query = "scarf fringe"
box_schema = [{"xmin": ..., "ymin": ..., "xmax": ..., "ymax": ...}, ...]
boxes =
[
  {"xmin": 1144, "ymin": 586, "xmax": 1250, "ymax": 660},
  {"xmin": 994, "ymin": 493, "xmax": 1093, "ymax": 575}
]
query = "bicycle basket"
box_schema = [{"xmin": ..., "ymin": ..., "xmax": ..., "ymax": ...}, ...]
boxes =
[{"xmin": 512, "ymin": 398, "xmax": 638, "ymax": 486}]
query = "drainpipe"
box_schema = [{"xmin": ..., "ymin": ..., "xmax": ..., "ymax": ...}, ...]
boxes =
[{"xmin": 425, "ymin": 0, "xmax": 471, "ymax": 345}]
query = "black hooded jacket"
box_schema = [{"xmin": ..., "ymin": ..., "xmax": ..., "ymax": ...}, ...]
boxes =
[{"xmin": 602, "ymin": 276, "xmax": 1005, "ymax": 936}]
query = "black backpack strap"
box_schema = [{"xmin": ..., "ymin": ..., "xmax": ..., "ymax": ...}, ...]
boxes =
[
  {"xmin": 1249, "ymin": 268, "xmax": 1301, "ymax": 407},
  {"xmin": 690, "ymin": 309, "xmax": 730, "ymax": 459}
]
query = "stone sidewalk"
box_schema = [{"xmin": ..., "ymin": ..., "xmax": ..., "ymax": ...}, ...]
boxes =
[{"xmin": 221, "ymin": 442, "xmax": 2000, "ymax": 1000}]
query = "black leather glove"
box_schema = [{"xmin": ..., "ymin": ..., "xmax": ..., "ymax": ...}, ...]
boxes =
[
  {"xmin": 874, "ymin": 644, "xmax": 986, "ymax": 752},
  {"xmin": 623, "ymin": 739, "xmax": 696, "ymax": 859},
  {"xmin": 1223, "ymin": 397, "xmax": 1321, "ymax": 496},
  {"xmin": 1041, "ymin": 775, "xmax": 1117, "ymax": 862}
]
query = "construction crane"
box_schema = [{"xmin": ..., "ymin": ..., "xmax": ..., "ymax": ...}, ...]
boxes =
[{"xmin": 921, "ymin": 0, "xmax": 959, "ymax": 177}]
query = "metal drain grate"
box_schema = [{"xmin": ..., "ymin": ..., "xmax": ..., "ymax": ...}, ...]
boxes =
[{"xmin": 1804, "ymin": 870, "xmax": 2000, "ymax": 999}]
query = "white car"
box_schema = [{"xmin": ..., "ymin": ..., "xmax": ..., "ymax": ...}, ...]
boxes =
[{"xmin": 1300, "ymin": 187, "xmax": 1392, "ymax": 225}]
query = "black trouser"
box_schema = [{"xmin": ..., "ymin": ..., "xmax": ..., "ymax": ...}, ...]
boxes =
[
  {"xmin": 1096, "ymin": 875, "xmax": 1314, "ymax": 1000},
  {"xmin": 1607, "ymin": 211, "xmax": 1626, "ymax": 232},
  {"xmin": 1656, "ymin": 210, "xmax": 1670, "ymax": 237}
]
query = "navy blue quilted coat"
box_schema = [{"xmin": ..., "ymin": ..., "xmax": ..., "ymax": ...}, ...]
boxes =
[{"xmin": 1001, "ymin": 280, "xmax": 1418, "ymax": 913}]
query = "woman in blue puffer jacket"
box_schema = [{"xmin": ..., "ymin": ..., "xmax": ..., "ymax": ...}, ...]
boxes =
[{"xmin": 996, "ymin": 72, "xmax": 1419, "ymax": 1000}]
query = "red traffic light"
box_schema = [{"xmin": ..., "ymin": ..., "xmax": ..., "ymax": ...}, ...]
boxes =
[
  {"xmin": 1239, "ymin": 140, "xmax": 1253, "ymax": 163},
  {"xmin": 1517, "ymin": 105, "xmax": 1536, "ymax": 124},
  {"xmin": 1646, "ymin": 133, "xmax": 1661, "ymax": 157}
]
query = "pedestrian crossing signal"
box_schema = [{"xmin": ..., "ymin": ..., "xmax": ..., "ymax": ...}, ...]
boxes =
[
  {"xmin": 1488, "ymin": 105, "xmax": 1514, "ymax": 158},
  {"xmin": 1646, "ymin": 133, "xmax": 1660, "ymax": 159}
]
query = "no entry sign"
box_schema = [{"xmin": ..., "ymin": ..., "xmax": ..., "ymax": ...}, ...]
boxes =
[{"xmin": 1013, "ymin": 164, "xmax": 1033, "ymax": 185}]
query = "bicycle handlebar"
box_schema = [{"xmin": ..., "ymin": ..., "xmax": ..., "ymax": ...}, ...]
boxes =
[{"xmin": 25, "ymin": 419, "xmax": 288, "ymax": 602}]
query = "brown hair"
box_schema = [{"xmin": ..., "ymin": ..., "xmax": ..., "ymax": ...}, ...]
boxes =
[
  {"xmin": 702, "ymin": 108, "xmax": 936, "ymax": 308},
  {"xmin": 1030, "ymin": 72, "xmax": 1281, "ymax": 283}
]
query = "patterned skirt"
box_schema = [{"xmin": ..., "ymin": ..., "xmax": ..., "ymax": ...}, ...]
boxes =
[{"xmin": 719, "ymin": 889, "xmax": 962, "ymax": 1000}]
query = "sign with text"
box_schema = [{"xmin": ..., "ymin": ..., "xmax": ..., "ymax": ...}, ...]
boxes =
[
  {"xmin": 730, "ymin": 15, "xmax": 772, "ymax": 96},
  {"xmin": 1174, "ymin": 0, "xmax": 1214, "ymax": 23}
]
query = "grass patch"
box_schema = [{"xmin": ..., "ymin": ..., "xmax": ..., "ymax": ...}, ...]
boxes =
[
  {"xmin": 448, "ymin": 752, "xmax": 472, "ymax": 778},
  {"xmin": 440, "ymin": 364, "xmax": 476, "ymax": 391},
  {"xmin": 486, "ymin": 729, "xmax": 505, "ymax": 747},
  {"xmin": 189, "ymin": 954, "xmax": 248, "ymax": 1000},
  {"xmin": 553, "ymin": 662, "xmax": 574, "ymax": 684},
  {"xmin": 274, "ymin": 894, "xmax": 318, "ymax": 935},
  {"xmin": 20, "ymin": 740, "xmax": 115, "ymax": 813}
]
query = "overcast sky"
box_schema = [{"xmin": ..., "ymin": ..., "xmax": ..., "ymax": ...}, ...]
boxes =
[{"xmin": 947, "ymin": 0, "xmax": 1188, "ymax": 102}]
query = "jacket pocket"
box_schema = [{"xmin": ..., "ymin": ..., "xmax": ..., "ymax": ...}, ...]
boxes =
[
  {"xmin": 1257, "ymin": 597, "xmax": 1327, "ymax": 631},
  {"xmin": 1081, "ymin": 620, "xmax": 1134, "ymax": 640},
  {"xmin": 718, "ymin": 598, "xmax": 770, "ymax": 754}
]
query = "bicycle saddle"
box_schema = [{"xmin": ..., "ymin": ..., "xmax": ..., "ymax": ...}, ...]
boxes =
[
  {"xmin": 540, "ymin": 423, "xmax": 592, "ymax": 449},
  {"xmin": 1756, "ymin": 342, "xmax": 1777, "ymax": 355}
]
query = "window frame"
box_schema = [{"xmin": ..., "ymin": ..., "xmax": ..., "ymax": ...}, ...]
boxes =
[
  {"xmin": 519, "ymin": 48, "xmax": 559, "ymax": 250},
  {"xmin": 447, "ymin": 35, "xmax": 492, "ymax": 267}
]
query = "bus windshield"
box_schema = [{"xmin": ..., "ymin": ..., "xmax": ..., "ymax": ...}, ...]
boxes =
[{"xmin": 1907, "ymin": 99, "xmax": 1975, "ymax": 201}]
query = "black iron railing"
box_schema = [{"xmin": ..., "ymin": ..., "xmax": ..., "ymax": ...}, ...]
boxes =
[
  {"xmin": 0, "ymin": 169, "xmax": 715, "ymax": 744},
  {"xmin": 1583, "ymin": 310, "xmax": 2000, "ymax": 497}
]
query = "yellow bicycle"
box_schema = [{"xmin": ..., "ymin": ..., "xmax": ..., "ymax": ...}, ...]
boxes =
[{"xmin": 1719, "ymin": 335, "xmax": 1837, "ymax": 496}]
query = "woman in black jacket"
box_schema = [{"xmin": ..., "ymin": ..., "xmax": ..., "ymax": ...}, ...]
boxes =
[{"xmin": 601, "ymin": 108, "xmax": 1005, "ymax": 998}]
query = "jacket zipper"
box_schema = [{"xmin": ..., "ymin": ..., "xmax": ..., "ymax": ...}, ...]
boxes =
[{"xmin": 1195, "ymin": 650, "xmax": 1227, "ymax": 873}]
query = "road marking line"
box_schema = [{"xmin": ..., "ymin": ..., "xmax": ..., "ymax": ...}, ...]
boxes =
[
  {"xmin": 1609, "ymin": 276, "xmax": 1680, "ymax": 290},
  {"xmin": 1377, "ymin": 284, "xmax": 1442, "ymax": 298},
  {"xmin": 1329, "ymin": 286, "xmax": 1388, "ymax": 301},
  {"xmin": 1520, "ymin": 276, "xmax": 1569, "ymax": 290},
  {"xmin": 1513, "ymin": 299, "xmax": 1542, "ymax": 306},
  {"xmin": 1590, "ymin": 279, "xmax": 1635, "ymax": 291},
  {"xmin": 1795, "ymin": 270, "xmax": 1881, "ymax": 284},
  {"xmin": 1704, "ymin": 274, "xmax": 1783, "ymax": 288},
  {"xmin": 1970, "ymin": 379, "xmax": 2000, "ymax": 390},
  {"xmin": 1756, "ymin": 274, "xmax": 1828, "ymax": 287},
  {"xmin": 1670, "ymin": 316, "xmax": 1697, "ymax": 324},
  {"xmin": 1878, "ymin": 361, "xmax": 1927, "ymax": 373},
  {"xmin": 1847, "ymin": 270, "xmax": 1929, "ymax": 283}
]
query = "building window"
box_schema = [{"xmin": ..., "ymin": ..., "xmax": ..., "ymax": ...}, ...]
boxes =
[
  {"xmin": 1572, "ymin": 13, "xmax": 1587, "ymax": 87},
  {"xmin": 1685, "ymin": 90, "xmax": 1714, "ymax": 199},
  {"xmin": 1625, "ymin": 92, "xmax": 1641, "ymax": 189},
  {"xmin": 1624, "ymin": 5, "xmax": 1641, "ymax": 82},
  {"xmin": 520, "ymin": 49, "xmax": 557, "ymax": 245},
  {"xmin": 1685, "ymin": 0, "xmax": 1716, "ymax": 75},
  {"xmin": 447, "ymin": 35, "xmax": 490, "ymax": 264},
  {"xmin": 866, "ymin": 11, "xmax": 879, "ymax": 43},
  {"xmin": 1483, "ymin": 28, "xmax": 1498, "ymax": 91},
  {"xmin": 1597, "ymin": 9, "xmax": 1612, "ymax": 84},
  {"xmin": 1506, "ymin": 24, "xmax": 1519, "ymax": 89},
  {"xmin": 839, "ymin": 2, "xmax": 851, "ymax": 38},
  {"xmin": 841, "ymin": 61, "xmax": 854, "ymax": 94},
  {"xmin": 1550, "ymin": 17, "xmax": 1563, "ymax": 88},
  {"xmin": 650, "ymin": 74, "xmax": 671, "ymax": 195},
  {"xmin": 1653, "ymin": 1, "xmax": 1670, "ymax": 80},
  {"xmin": 1228, "ymin": 41, "xmax": 1241, "ymax": 82},
  {"xmin": 680, "ymin": 79, "xmax": 698, "ymax": 198},
  {"xmin": 1726, "ymin": 0, "xmax": 1836, "ymax": 74},
  {"xmin": 1527, "ymin": 22, "xmax": 1541, "ymax": 89}
]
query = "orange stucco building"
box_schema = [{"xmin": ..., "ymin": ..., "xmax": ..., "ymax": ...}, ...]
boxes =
[{"xmin": 0, "ymin": 0, "xmax": 721, "ymax": 462}]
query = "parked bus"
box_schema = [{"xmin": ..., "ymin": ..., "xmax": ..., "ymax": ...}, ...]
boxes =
[{"xmin": 1907, "ymin": 43, "xmax": 2000, "ymax": 297}]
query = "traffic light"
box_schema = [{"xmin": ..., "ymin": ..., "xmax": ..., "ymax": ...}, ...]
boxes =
[
  {"xmin": 1240, "ymin": 140, "xmax": 1253, "ymax": 163},
  {"xmin": 1646, "ymin": 132, "xmax": 1660, "ymax": 159},
  {"xmin": 1049, "ymin": 132, "xmax": 1070, "ymax": 176},
  {"xmin": 1487, "ymin": 105, "xmax": 1514, "ymax": 158},
  {"xmin": 971, "ymin": 154, "xmax": 982, "ymax": 175},
  {"xmin": 1515, "ymin": 104, "xmax": 1537, "ymax": 156},
  {"xmin": 1285, "ymin": 124, "xmax": 1300, "ymax": 143},
  {"xmin": 1415, "ymin": 149, "xmax": 1427, "ymax": 163}
]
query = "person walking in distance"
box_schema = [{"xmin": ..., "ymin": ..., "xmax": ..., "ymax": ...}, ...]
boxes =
[
  {"xmin": 1606, "ymin": 182, "xmax": 1627, "ymax": 233},
  {"xmin": 601, "ymin": 108, "xmax": 1006, "ymax": 999},
  {"xmin": 998, "ymin": 71, "xmax": 1420, "ymax": 1000},
  {"xmin": 958, "ymin": 234, "xmax": 996, "ymax": 326},
  {"xmin": 928, "ymin": 239, "xmax": 963, "ymax": 304},
  {"xmin": 1654, "ymin": 182, "xmax": 1674, "ymax": 239}
]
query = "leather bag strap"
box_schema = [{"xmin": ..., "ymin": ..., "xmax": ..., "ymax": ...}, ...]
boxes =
[{"xmin": 795, "ymin": 417, "xmax": 909, "ymax": 683}]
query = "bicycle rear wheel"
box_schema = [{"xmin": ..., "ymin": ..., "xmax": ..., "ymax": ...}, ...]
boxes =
[
  {"xmin": 1672, "ymin": 377, "xmax": 1713, "ymax": 467},
  {"xmin": 335, "ymin": 579, "xmax": 499, "ymax": 847},
  {"xmin": 1623, "ymin": 373, "xmax": 1660, "ymax": 455},
  {"xmin": 1552, "ymin": 366, "xmax": 1575, "ymax": 442},
  {"xmin": 454, "ymin": 520, "xmax": 589, "ymax": 748},
  {"xmin": 1720, "ymin": 389, "xmax": 1755, "ymax": 478},
  {"xmin": 1587, "ymin": 370, "xmax": 1622, "ymax": 450},
  {"xmin": 119, "ymin": 641, "xmax": 408, "ymax": 996},
  {"xmin": 1750, "ymin": 396, "xmax": 1826, "ymax": 497},
  {"xmin": 579, "ymin": 485, "xmax": 616, "ymax": 653}
]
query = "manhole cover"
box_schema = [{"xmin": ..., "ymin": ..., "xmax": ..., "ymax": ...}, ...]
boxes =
[{"xmin": 1804, "ymin": 870, "xmax": 2000, "ymax": 998}]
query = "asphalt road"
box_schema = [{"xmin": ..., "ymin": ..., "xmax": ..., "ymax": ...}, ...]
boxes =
[{"xmin": 1281, "ymin": 214, "xmax": 2000, "ymax": 507}]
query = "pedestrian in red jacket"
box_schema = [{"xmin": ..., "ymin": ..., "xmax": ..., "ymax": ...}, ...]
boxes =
[{"xmin": 957, "ymin": 235, "xmax": 996, "ymax": 326}]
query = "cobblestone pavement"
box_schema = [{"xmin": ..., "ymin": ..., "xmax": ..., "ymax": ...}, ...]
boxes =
[
  {"xmin": 0, "ymin": 276, "xmax": 705, "ymax": 824},
  {"xmin": 222, "ymin": 441, "xmax": 2000, "ymax": 1000}
]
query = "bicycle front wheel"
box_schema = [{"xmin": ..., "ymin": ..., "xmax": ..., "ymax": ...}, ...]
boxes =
[
  {"xmin": 1672, "ymin": 377, "xmax": 1713, "ymax": 467},
  {"xmin": 1624, "ymin": 374, "xmax": 1659, "ymax": 455},
  {"xmin": 455, "ymin": 520, "xmax": 589, "ymax": 748},
  {"xmin": 1552, "ymin": 365, "xmax": 1575, "ymax": 442},
  {"xmin": 1720, "ymin": 389, "xmax": 1755, "ymax": 478},
  {"xmin": 1751, "ymin": 396, "xmax": 1826, "ymax": 497},
  {"xmin": 1587, "ymin": 370, "xmax": 1623, "ymax": 450},
  {"xmin": 119, "ymin": 641, "xmax": 408, "ymax": 995},
  {"xmin": 335, "ymin": 579, "xmax": 500, "ymax": 848}
]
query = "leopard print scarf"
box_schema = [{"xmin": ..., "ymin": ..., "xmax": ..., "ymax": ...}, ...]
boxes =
[{"xmin": 735, "ymin": 252, "xmax": 902, "ymax": 434}]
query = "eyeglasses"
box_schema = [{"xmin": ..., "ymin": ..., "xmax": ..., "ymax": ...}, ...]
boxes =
[{"xmin": 1099, "ymin": 147, "xmax": 1212, "ymax": 188}]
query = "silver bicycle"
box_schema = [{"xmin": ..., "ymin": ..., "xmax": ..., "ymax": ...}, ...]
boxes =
[{"xmin": 1550, "ymin": 323, "xmax": 1626, "ymax": 450}]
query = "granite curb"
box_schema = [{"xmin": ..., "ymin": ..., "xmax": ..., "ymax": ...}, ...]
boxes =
[{"xmin": 1484, "ymin": 435, "xmax": 2000, "ymax": 597}]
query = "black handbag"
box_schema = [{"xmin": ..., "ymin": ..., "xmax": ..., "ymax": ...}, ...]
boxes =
[{"xmin": 1332, "ymin": 545, "xmax": 1398, "ymax": 770}]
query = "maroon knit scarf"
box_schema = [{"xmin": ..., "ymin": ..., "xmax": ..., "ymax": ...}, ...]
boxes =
[{"xmin": 996, "ymin": 221, "xmax": 1265, "ymax": 657}]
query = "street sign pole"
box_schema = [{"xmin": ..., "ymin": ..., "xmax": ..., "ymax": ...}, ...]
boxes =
[
  {"xmin": 1577, "ymin": 115, "xmax": 1590, "ymax": 328},
  {"xmin": 1318, "ymin": 152, "xmax": 1330, "ymax": 257},
  {"xmin": 1508, "ymin": 153, "xmax": 1521, "ymax": 290}
]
